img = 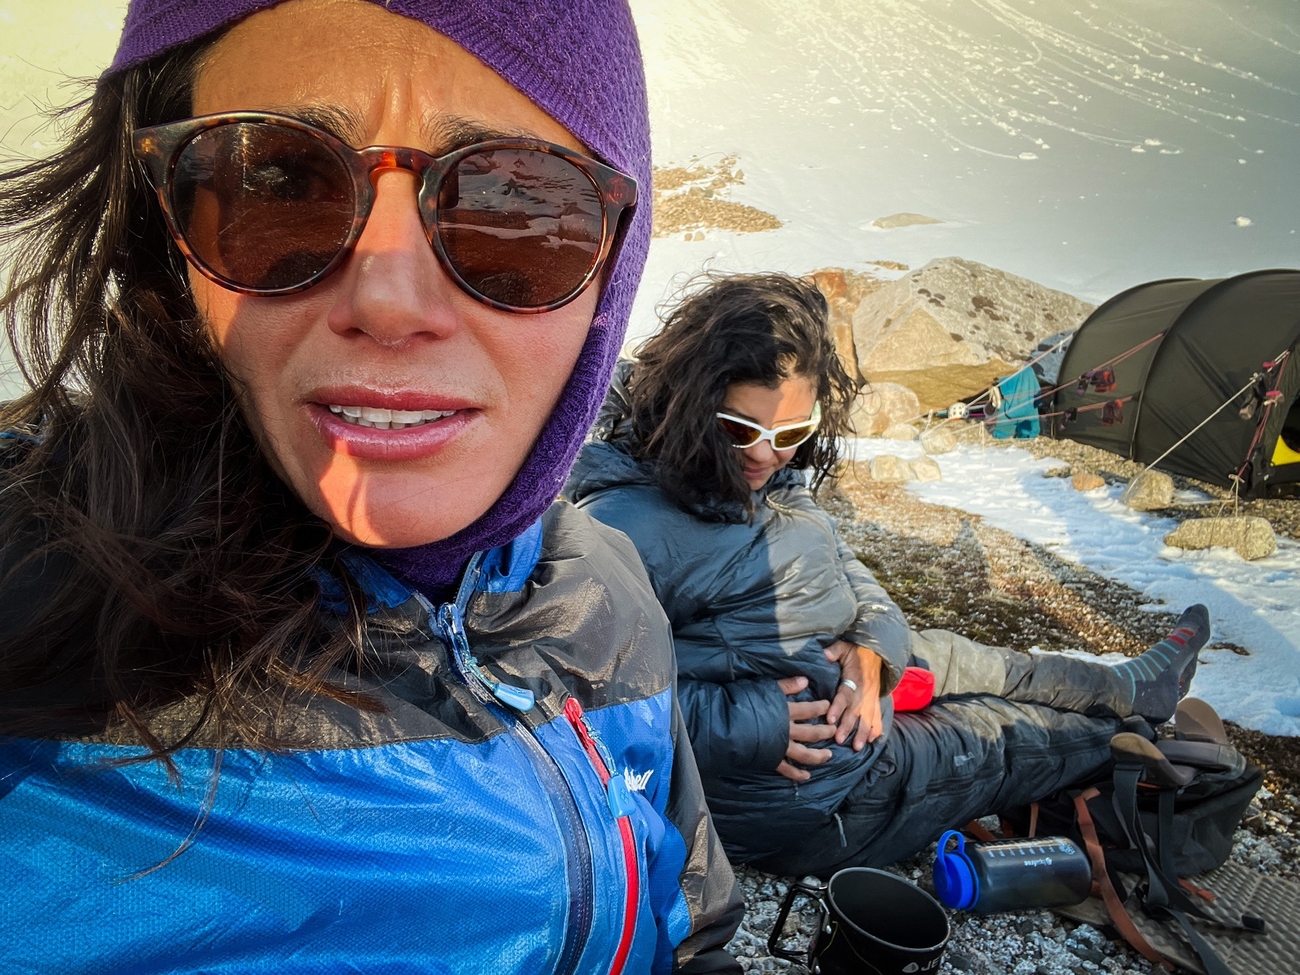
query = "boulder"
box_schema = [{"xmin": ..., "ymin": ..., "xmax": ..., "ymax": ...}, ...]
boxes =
[
  {"xmin": 919, "ymin": 426, "xmax": 958, "ymax": 455},
  {"xmin": 952, "ymin": 421, "xmax": 991, "ymax": 446},
  {"xmin": 911, "ymin": 456, "xmax": 943, "ymax": 482},
  {"xmin": 810, "ymin": 267, "xmax": 882, "ymax": 386},
  {"xmin": 870, "ymin": 454, "xmax": 913, "ymax": 483},
  {"xmin": 882, "ymin": 422, "xmax": 919, "ymax": 441},
  {"xmin": 851, "ymin": 382, "xmax": 920, "ymax": 437},
  {"xmin": 851, "ymin": 257, "xmax": 1095, "ymax": 375},
  {"xmin": 1121, "ymin": 470, "xmax": 1175, "ymax": 511},
  {"xmin": 1164, "ymin": 517, "xmax": 1277, "ymax": 561},
  {"xmin": 1071, "ymin": 472, "xmax": 1106, "ymax": 492}
]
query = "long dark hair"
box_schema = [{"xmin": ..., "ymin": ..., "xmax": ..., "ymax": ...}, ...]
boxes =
[
  {"xmin": 0, "ymin": 43, "xmax": 374, "ymax": 754},
  {"xmin": 624, "ymin": 272, "xmax": 859, "ymax": 519}
]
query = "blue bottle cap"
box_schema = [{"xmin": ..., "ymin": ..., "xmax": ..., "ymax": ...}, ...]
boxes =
[{"xmin": 933, "ymin": 830, "xmax": 978, "ymax": 910}]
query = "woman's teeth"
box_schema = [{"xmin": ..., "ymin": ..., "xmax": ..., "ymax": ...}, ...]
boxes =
[{"xmin": 327, "ymin": 405, "xmax": 457, "ymax": 430}]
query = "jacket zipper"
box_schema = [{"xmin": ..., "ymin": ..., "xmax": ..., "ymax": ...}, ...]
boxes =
[
  {"xmin": 563, "ymin": 696, "xmax": 641, "ymax": 975},
  {"xmin": 414, "ymin": 577, "xmax": 595, "ymax": 975}
]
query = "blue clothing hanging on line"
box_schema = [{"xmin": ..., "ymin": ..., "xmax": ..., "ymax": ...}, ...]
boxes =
[{"xmin": 992, "ymin": 366, "xmax": 1042, "ymax": 439}]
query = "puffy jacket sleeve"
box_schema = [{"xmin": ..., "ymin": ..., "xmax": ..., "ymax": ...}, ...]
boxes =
[
  {"xmin": 663, "ymin": 691, "xmax": 746, "ymax": 974},
  {"xmin": 833, "ymin": 523, "xmax": 911, "ymax": 694},
  {"xmin": 677, "ymin": 676, "xmax": 789, "ymax": 778}
]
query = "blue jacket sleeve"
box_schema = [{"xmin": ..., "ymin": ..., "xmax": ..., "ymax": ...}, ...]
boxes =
[{"xmin": 677, "ymin": 677, "xmax": 789, "ymax": 778}]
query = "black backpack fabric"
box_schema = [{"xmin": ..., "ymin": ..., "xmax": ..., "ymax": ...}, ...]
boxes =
[
  {"xmin": 1007, "ymin": 737, "xmax": 1261, "ymax": 879},
  {"xmin": 1000, "ymin": 703, "xmax": 1265, "ymax": 975}
]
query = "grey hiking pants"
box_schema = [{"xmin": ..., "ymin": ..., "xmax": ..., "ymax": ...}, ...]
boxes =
[{"xmin": 790, "ymin": 631, "xmax": 1130, "ymax": 876}]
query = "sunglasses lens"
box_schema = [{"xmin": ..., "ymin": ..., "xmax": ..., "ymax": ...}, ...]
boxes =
[
  {"xmin": 717, "ymin": 417, "xmax": 761, "ymax": 447},
  {"xmin": 433, "ymin": 148, "xmax": 604, "ymax": 309},
  {"xmin": 169, "ymin": 122, "xmax": 355, "ymax": 291},
  {"xmin": 774, "ymin": 424, "xmax": 816, "ymax": 449}
]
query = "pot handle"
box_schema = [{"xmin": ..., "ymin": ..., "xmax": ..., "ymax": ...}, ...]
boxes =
[{"xmin": 767, "ymin": 878, "xmax": 828, "ymax": 964}]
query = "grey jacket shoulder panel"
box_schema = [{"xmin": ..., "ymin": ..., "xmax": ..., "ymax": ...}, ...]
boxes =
[{"xmin": 467, "ymin": 500, "xmax": 677, "ymax": 719}]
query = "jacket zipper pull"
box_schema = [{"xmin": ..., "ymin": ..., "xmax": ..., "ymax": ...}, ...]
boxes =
[
  {"xmin": 606, "ymin": 773, "xmax": 636, "ymax": 819},
  {"xmin": 563, "ymin": 698, "xmax": 634, "ymax": 819},
  {"xmin": 431, "ymin": 598, "xmax": 535, "ymax": 712}
]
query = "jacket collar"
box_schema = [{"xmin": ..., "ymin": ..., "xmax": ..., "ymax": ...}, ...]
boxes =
[{"xmin": 315, "ymin": 517, "xmax": 545, "ymax": 616}]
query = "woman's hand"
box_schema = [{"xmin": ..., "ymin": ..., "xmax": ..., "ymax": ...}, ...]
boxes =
[
  {"xmin": 775, "ymin": 675, "xmax": 835, "ymax": 783},
  {"xmin": 824, "ymin": 641, "xmax": 884, "ymax": 751}
]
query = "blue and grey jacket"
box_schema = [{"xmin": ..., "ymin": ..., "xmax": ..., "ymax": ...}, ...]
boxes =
[
  {"xmin": 562, "ymin": 366, "xmax": 913, "ymax": 871},
  {"xmin": 0, "ymin": 500, "xmax": 743, "ymax": 974}
]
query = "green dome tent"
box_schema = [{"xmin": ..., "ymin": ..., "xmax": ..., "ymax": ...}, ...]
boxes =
[{"xmin": 1048, "ymin": 269, "xmax": 1300, "ymax": 498}]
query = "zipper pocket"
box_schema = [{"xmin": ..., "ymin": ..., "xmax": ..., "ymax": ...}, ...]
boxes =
[{"xmin": 564, "ymin": 697, "xmax": 642, "ymax": 975}]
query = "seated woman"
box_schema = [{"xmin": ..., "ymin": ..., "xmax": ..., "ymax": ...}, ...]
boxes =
[
  {"xmin": 565, "ymin": 273, "xmax": 1207, "ymax": 878},
  {"xmin": 0, "ymin": 2, "xmax": 743, "ymax": 971}
]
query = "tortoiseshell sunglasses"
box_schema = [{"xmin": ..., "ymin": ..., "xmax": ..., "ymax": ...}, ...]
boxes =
[{"xmin": 133, "ymin": 112, "xmax": 638, "ymax": 313}]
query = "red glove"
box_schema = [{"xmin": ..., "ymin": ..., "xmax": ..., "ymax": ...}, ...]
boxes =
[{"xmin": 891, "ymin": 666, "xmax": 935, "ymax": 711}]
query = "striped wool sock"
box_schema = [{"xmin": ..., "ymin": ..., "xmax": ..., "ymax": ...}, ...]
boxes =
[{"xmin": 1116, "ymin": 604, "xmax": 1211, "ymax": 723}]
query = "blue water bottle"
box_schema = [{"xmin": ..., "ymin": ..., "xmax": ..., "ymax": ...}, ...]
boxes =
[{"xmin": 933, "ymin": 831, "xmax": 1092, "ymax": 913}]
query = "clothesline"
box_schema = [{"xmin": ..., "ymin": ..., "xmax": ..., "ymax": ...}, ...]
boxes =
[
  {"xmin": 905, "ymin": 331, "xmax": 1169, "ymax": 432},
  {"xmin": 1031, "ymin": 331, "xmax": 1166, "ymax": 404},
  {"xmin": 986, "ymin": 395, "xmax": 1135, "ymax": 426}
]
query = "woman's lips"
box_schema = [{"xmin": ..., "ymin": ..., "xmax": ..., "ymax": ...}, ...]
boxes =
[{"xmin": 307, "ymin": 402, "xmax": 478, "ymax": 462}]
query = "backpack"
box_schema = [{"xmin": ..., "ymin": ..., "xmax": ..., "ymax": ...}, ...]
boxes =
[{"xmin": 996, "ymin": 699, "xmax": 1265, "ymax": 975}]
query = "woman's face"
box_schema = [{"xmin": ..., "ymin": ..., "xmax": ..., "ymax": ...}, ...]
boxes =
[
  {"xmin": 190, "ymin": 0, "xmax": 599, "ymax": 547},
  {"xmin": 720, "ymin": 376, "xmax": 818, "ymax": 492}
]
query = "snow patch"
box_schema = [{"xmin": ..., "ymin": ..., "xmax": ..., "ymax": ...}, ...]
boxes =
[{"xmin": 847, "ymin": 439, "xmax": 1300, "ymax": 737}]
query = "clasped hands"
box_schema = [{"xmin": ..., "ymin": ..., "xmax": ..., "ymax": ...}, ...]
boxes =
[{"xmin": 775, "ymin": 640, "xmax": 884, "ymax": 783}]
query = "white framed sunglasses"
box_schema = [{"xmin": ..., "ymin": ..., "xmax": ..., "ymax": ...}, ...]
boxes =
[{"xmin": 716, "ymin": 403, "xmax": 822, "ymax": 450}]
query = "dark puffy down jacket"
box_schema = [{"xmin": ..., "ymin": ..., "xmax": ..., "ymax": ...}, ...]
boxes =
[{"xmin": 563, "ymin": 369, "xmax": 912, "ymax": 865}]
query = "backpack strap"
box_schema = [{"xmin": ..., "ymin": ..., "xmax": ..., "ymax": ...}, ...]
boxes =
[
  {"xmin": 1111, "ymin": 740, "xmax": 1264, "ymax": 975},
  {"xmin": 961, "ymin": 819, "xmax": 999, "ymax": 843},
  {"xmin": 1072, "ymin": 788, "xmax": 1173, "ymax": 971}
]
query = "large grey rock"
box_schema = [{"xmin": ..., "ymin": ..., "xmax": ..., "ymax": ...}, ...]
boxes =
[
  {"xmin": 919, "ymin": 426, "xmax": 958, "ymax": 455},
  {"xmin": 870, "ymin": 454, "xmax": 913, "ymax": 483},
  {"xmin": 911, "ymin": 456, "xmax": 943, "ymax": 482},
  {"xmin": 882, "ymin": 422, "xmax": 919, "ymax": 441},
  {"xmin": 851, "ymin": 257, "xmax": 1094, "ymax": 374},
  {"xmin": 1164, "ymin": 517, "xmax": 1277, "ymax": 561},
  {"xmin": 1121, "ymin": 470, "xmax": 1175, "ymax": 511},
  {"xmin": 851, "ymin": 382, "xmax": 920, "ymax": 436}
]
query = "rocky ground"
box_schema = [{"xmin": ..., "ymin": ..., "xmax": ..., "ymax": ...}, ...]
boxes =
[{"xmin": 723, "ymin": 439, "xmax": 1299, "ymax": 974}]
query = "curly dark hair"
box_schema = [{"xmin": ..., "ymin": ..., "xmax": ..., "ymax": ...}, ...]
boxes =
[
  {"xmin": 0, "ymin": 40, "xmax": 375, "ymax": 755},
  {"xmin": 623, "ymin": 272, "xmax": 860, "ymax": 519}
]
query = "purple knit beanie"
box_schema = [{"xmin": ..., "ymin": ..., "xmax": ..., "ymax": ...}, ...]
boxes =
[{"xmin": 109, "ymin": 0, "xmax": 650, "ymax": 590}]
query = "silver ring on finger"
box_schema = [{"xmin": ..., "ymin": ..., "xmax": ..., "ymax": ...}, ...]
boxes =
[{"xmin": 839, "ymin": 678, "xmax": 859, "ymax": 693}]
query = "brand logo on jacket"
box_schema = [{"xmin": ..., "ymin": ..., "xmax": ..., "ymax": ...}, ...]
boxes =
[{"xmin": 623, "ymin": 768, "xmax": 654, "ymax": 792}]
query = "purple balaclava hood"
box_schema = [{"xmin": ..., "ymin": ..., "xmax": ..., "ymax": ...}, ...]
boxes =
[{"xmin": 109, "ymin": 0, "xmax": 651, "ymax": 589}]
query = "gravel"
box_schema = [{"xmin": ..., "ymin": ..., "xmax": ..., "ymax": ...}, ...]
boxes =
[
  {"xmin": 732, "ymin": 858, "xmax": 1161, "ymax": 975},
  {"xmin": 724, "ymin": 440, "xmax": 1300, "ymax": 973}
]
